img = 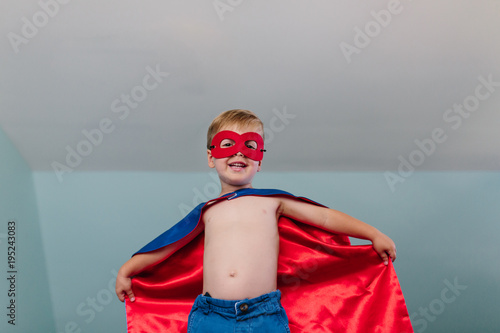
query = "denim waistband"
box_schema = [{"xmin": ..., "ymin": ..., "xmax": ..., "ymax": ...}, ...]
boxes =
[{"xmin": 193, "ymin": 290, "xmax": 282, "ymax": 319}]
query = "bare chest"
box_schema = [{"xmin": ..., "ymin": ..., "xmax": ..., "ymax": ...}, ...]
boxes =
[{"xmin": 203, "ymin": 196, "xmax": 280, "ymax": 230}]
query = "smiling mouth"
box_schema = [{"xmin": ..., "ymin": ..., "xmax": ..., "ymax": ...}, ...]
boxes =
[{"xmin": 229, "ymin": 162, "xmax": 247, "ymax": 168}]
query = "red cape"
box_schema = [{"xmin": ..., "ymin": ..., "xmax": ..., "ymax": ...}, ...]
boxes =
[{"xmin": 126, "ymin": 189, "xmax": 413, "ymax": 332}]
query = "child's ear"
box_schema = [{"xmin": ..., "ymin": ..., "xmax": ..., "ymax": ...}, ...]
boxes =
[
  {"xmin": 257, "ymin": 160, "xmax": 262, "ymax": 172},
  {"xmin": 207, "ymin": 149, "xmax": 215, "ymax": 168}
]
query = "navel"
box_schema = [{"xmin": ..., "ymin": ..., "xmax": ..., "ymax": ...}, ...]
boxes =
[{"xmin": 229, "ymin": 270, "xmax": 237, "ymax": 278}]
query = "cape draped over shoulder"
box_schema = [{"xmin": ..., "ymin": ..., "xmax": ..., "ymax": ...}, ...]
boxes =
[{"xmin": 125, "ymin": 188, "xmax": 414, "ymax": 333}]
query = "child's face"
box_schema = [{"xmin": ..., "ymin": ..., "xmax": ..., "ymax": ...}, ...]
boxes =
[{"xmin": 207, "ymin": 124, "xmax": 263, "ymax": 190}]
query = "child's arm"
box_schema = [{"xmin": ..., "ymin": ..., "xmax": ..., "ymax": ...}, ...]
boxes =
[
  {"xmin": 279, "ymin": 198, "xmax": 396, "ymax": 265},
  {"xmin": 116, "ymin": 223, "xmax": 204, "ymax": 302},
  {"xmin": 115, "ymin": 245, "xmax": 174, "ymax": 302}
]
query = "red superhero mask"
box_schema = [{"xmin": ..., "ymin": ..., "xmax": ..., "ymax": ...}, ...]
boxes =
[{"xmin": 209, "ymin": 130, "xmax": 266, "ymax": 161}]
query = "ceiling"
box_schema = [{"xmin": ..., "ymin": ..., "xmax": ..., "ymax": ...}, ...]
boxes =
[{"xmin": 1, "ymin": 0, "xmax": 499, "ymax": 174}]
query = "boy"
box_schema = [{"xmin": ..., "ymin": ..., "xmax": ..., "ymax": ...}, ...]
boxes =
[{"xmin": 116, "ymin": 109, "xmax": 412, "ymax": 332}]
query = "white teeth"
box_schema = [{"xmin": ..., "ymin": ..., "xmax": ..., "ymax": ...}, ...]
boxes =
[{"xmin": 231, "ymin": 163, "xmax": 246, "ymax": 167}]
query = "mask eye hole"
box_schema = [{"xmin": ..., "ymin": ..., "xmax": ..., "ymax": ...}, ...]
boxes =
[
  {"xmin": 220, "ymin": 139, "xmax": 235, "ymax": 148},
  {"xmin": 245, "ymin": 140, "xmax": 257, "ymax": 150}
]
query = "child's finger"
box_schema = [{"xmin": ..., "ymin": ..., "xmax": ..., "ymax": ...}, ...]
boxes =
[
  {"xmin": 390, "ymin": 248, "xmax": 397, "ymax": 262},
  {"xmin": 127, "ymin": 291, "xmax": 136, "ymax": 302},
  {"xmin": 379, "ymin": 251, "xmax": 389, "ymax": 265},
  {"xmin": 117, "ymin": 291, "xmax": 125, "ymax": 302}
]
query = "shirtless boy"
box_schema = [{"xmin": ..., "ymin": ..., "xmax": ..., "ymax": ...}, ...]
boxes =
[{"xmin": 115, "ymin": 109, "xmax": 397, "ymax": 332}]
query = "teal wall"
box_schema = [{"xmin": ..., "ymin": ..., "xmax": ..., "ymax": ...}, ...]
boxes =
[
  {"xmin": 0, "ymin": 129, "xmax": 55, "ymax": 332},
  {"xmin": 31, "ymin": 170, "xmax": 500, "ymax": 333},
  {"xmin": 1, "ymin": 124, "xmax": 498, "ymax": 333}
]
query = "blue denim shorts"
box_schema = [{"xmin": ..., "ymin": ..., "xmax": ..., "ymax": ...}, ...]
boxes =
[{"xmin": 187, "ymin": 290, "xmax": 290, "ymax": 333}]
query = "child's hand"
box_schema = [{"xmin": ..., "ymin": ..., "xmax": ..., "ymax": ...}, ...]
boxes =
[
  {"xmin": 371, "ymin": 232, "xmax": 397, "ymax": 265},
  {"xmin": 115, "ymin": 273, "xmax": 135, "ymax": 302}
]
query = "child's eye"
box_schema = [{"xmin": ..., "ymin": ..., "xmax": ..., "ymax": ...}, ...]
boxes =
[
  {"xmin": 221, "ymin": 140, "xmax": 234, "ymax": 148},
  {"xmin": 245, "ymin": 141, "xmax": 257, "ymax": 150}
]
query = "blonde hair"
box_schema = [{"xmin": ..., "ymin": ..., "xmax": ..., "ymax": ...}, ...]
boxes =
[{"xmin": 206, "ymin": 109, "xmax": 264, "ymax": 149}]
